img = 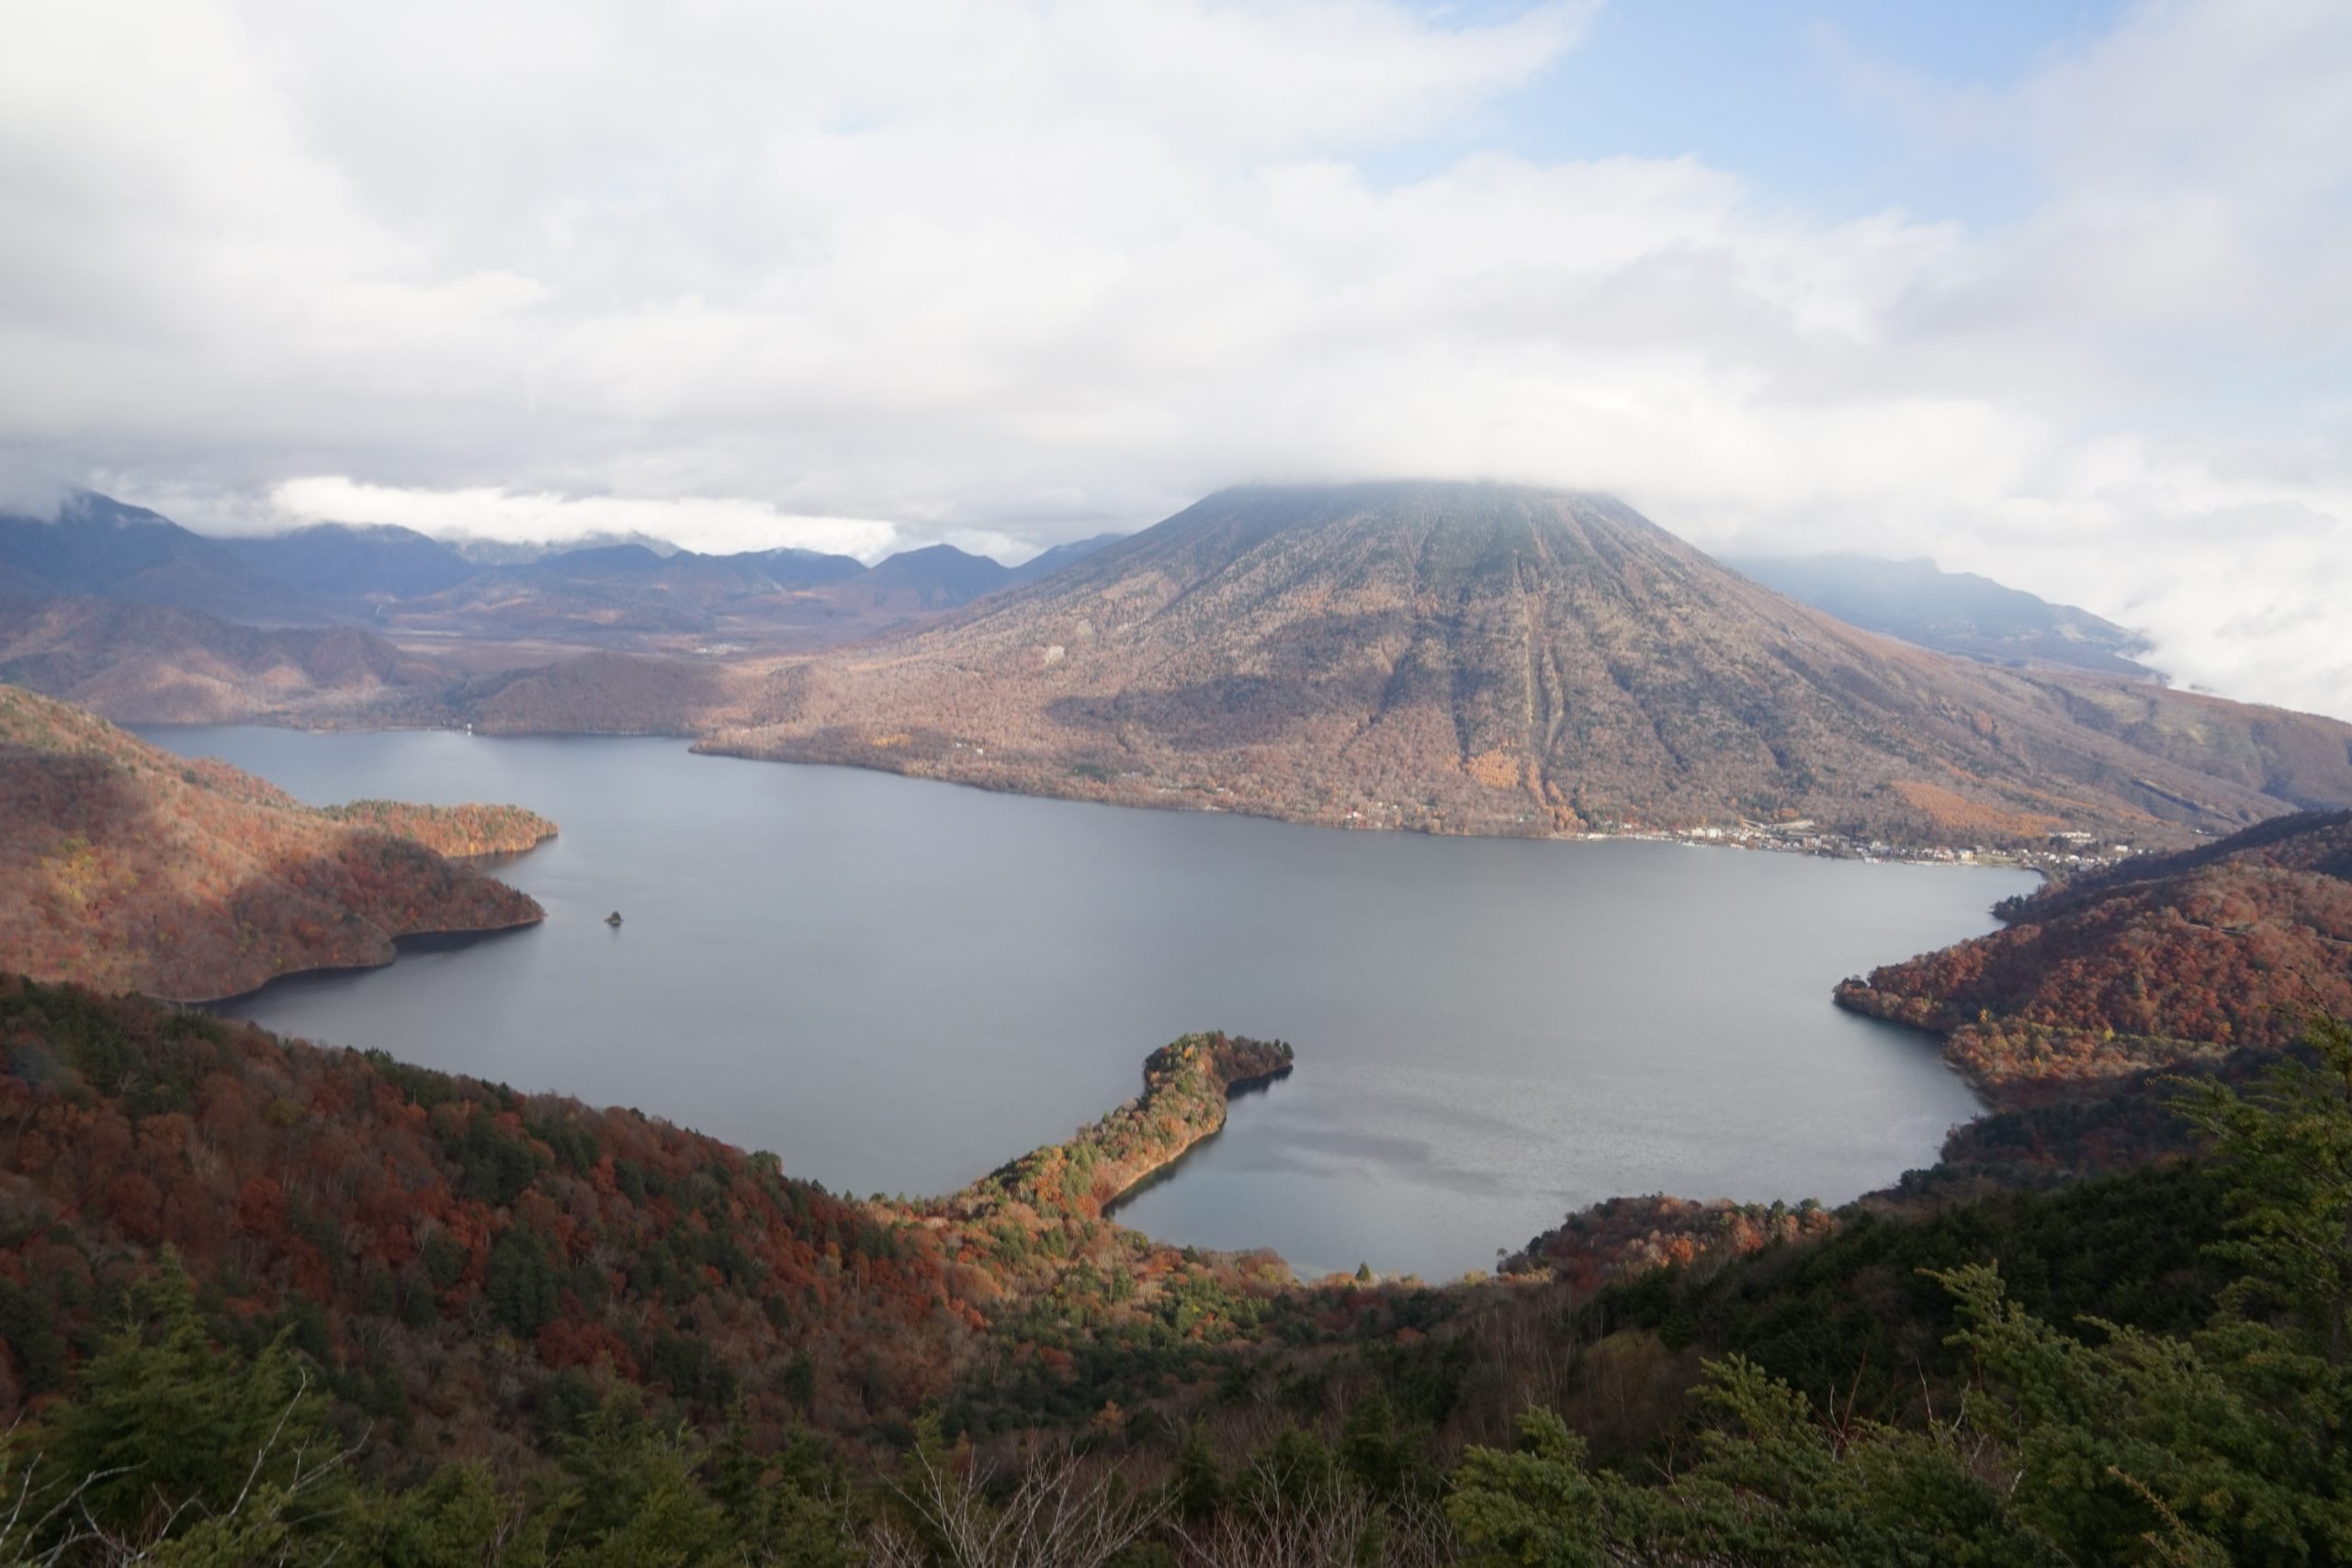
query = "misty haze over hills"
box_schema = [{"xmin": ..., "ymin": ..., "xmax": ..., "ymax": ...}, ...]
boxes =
[{"xmin": 1723, "ymin": 553, "xmax": 2159, "ymax": 679}]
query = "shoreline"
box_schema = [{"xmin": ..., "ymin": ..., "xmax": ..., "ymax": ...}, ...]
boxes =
[
  {"xmin": 132, "ymin": 709, "xmax": 2130, "ymax": 870},
  {"xmin": 692, "ymin": 738, "xmax": 2132, "ymax": 873},
  {"xmin": 176, "ymin": 909, "xmax": 545, "ymax": 1009},
  {"xmin": 940, "ymin": 1033, "xmax": 1295, "ymax": 1226},
  {"xmin": 1100, "ymin": 1068, "xmax": 1288, "ymax": 1218}
]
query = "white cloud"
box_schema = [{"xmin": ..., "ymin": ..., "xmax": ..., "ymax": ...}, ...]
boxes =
[
  {"xmin": 265, "ymin": 478, "xmax": 906, "ymax": 560},
  {"xmin": 0, "ymin": 0, "xmax": 2347, "ymax": 716}
]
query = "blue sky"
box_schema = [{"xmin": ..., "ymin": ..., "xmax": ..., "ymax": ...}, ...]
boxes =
[{"xmin": 1397, "ymin": 1, "xmax": 2125, "ymax": 222}]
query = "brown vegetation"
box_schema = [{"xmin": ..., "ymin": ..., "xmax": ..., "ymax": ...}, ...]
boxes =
[
  {"xmin": 0, "ymin": 974, "xmax": 978, "ymax": 1457},
  {"xmin": 951, "ymin": 1033, "xmax": 1294, "ymax": 1224},
  {"xmin": 0, "ymin": 596, "xmax": 452, "ymax": 726},
  {"xmin": 1501, "ymin": 1195, "xmax": 1838, "ymax": 1292},
  {"xmin": 0, "ymin": 686, "xmax": 556, "ymax": 999},
  {"xmin": 0, "ymin": 978, "xmax": 1432, "ymax": 1461}
]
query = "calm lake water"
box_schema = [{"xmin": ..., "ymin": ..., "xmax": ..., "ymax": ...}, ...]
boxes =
[{"xmin": 139, "ymin": 727, "xmax": 2030, "ymax": 1281}]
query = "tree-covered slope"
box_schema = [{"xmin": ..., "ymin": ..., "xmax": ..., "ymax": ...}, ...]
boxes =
[
  {"xmin": 5, "ymin": 987, "xmax": 2347, "ymax": 1565},
  {"xmin": 0, "ymin": 974, "xmax": 977, "ymax": 1462},
  {"xmin": 1838, "ymin": 810, "xmax": 2352, "ymax": 1101},
  {"xmin": 0, "ymin": 686, "xmax": 555, "ymax": 998}
]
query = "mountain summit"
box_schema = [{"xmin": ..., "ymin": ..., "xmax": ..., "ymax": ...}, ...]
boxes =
[{"xmin": 709, "ymin": 481, "xmax": 2352, "ymax": 845}]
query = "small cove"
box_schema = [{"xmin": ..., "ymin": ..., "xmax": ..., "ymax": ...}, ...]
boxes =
[{"xmin": 141, "ymin": 726, "xmax": 2030, "ymax": 1281}]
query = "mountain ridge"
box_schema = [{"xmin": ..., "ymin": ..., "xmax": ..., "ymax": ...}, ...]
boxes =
[
  {"xmin": 0, "ymin": 493, "xmax": 1096, "ymax": 653},
  {"xmin": 1724, "ymin": 551, "xmax": 2157, "ymax": 676},
  {"xmin": 705, "ymin": 481, "xmax": 2352, "ymax": 849}
]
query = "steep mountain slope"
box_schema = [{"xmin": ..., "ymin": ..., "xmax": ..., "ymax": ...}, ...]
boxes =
[
  {"xmin": 1724, "ymin": 552, "xmax": 2156, "ymax": 675},
  {"xmin": 707, "ymin": 482, "xmax": 2352, "ymax": 847},
  {"xmin": 0, "ymin": 596, "xmax": 453, "ymax": 723},
  {"xmin": 0, "ymin": 686, "xmax": 554, "ymax": 998},
  {"xmin": 1008, "ymin": 531, "xmax": 1126, "ymax": 584},
  {"xmin": 1838, "ymin": 810, "xmax": 2352, "ymax": 1101},
  {"xmin": 0, "ymin": 491, "xmax": 324, "ymax": 623}
]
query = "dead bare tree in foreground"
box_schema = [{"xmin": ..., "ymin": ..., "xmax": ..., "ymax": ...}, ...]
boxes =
[{"xmin": 870, "ymin": 1442, "xmax": 1169, "ymax": 1568}]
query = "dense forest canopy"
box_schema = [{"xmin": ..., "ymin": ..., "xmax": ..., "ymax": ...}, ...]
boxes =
[{"xmin": 1839, "ymin": 810, "xmax": 2352, "ymax": 1103}]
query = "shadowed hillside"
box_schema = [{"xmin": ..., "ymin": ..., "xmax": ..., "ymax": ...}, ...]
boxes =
[
  {"xmin": 0, "ymin": 492, "xmax": 322, "ymax": 623},
  {"xmin": 0, "ymin": 687, "xmax": 555, "ymax": 998},
  {"xmin": 706, "ymin": 482, "xmax": 2352, "ymax": 848}
]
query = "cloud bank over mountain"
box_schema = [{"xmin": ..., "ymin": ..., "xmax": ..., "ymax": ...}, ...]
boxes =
[{"xmin": 2, "ymin": 0, "xmax": 2346, "ymax": 716}]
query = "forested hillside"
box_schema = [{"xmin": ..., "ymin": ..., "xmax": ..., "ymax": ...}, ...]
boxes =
[
  {"xmin": 0, "ymin": 686, "xmax": 556, "ymax": 998},
  {"xmin": 2, "ymin": 972, "xmax": 2346, "ymax": 1563},
  {"xmin": 1838, "ymin": 810, "xmax": 2352, "ymax": 1101},
  {"xmin": 0, "ymin": 976, "xmax": 975, "ymax": 1457}
]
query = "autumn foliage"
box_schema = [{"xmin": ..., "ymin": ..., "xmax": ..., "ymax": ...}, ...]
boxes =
[
  {"xmin": 956, "ymin": 1032, "xmax": 1294, "ymax": 1223},
  {"xmin": 1502, "ymin": 1195, "xmax": 1838, "ymax": 1295},
  {"xmin": 0, "ymin": 973, "xmax": 986, "ymax": 1459},
  {"xmin": 1837, "ymin": 809, "xmax": 2352, "ymax": 1104},
  {"xmin": 700, "ymin": 483, "xmax": 2352, "ymax": 849},
  {"xmin": 0, "ymin": 685, "xmax": 558, "ymax": 998}
]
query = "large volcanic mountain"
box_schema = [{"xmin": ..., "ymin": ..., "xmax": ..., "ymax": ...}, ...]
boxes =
[{"xmin": 707, "ymin": 482, "xmax": 2352, "ymax": 846}]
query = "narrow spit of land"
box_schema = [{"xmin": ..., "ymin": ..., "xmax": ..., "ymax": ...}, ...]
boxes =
[{"xmin": 941, "ymin": 1032, "xmax": 1295, "ymax": 1224}]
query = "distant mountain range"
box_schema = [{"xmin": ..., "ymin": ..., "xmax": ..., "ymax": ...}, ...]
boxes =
[
  {"xmin": 708, "ymin": 481, "xmax": 2352, "ymax": 848},
  {"xmin": 0, "ymin": 491, "xmax": 1125, "ymax": 652},
  {"xmin": 1723, "ymin": 552, "xmax": 2156, "ymax": 676},
  {"xmin": 0, "ymin": 491, "xmax": 329, "ymax": 623}
]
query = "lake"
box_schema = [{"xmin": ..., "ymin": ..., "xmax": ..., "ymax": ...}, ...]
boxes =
[{"xmin": 138, "ymin": 726, "xmax": 2031, "ymax": 1281}]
